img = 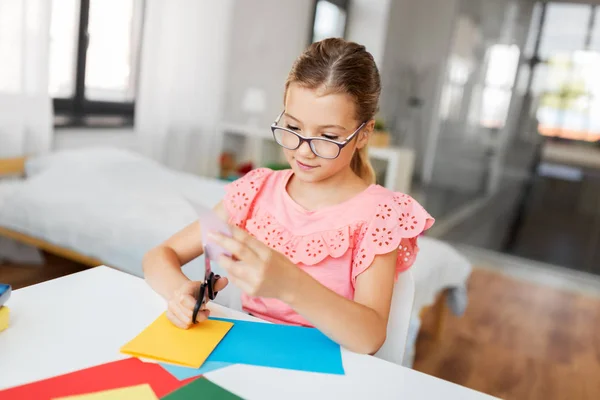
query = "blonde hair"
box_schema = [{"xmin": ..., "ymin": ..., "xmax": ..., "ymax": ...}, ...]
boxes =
[{"xmin": 284, "ymin": 38, "xmax": 380, "ymax": 184}]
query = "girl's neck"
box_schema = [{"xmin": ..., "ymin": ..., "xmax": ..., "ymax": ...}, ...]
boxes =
[{"xmin": 287, "ymin": 166, "xmax": 369, "ymax": 211}]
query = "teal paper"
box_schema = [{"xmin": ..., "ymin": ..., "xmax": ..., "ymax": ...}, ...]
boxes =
[
  {"xmin": 160, "ymin": 361, "xmax": 233, "ymax": 380},
  {"xmin": 206, "ymin": 317, "xmax": 345, "ymax": 375}
]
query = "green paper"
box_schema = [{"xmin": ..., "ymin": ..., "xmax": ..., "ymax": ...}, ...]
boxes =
[{"xmin": 161, "ymin": 378, "xmax": 242, "ymax": 400}]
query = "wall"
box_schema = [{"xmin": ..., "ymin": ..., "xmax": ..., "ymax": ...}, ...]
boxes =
[{"xmin": 221, "ymin": 0, "xmax": 314, "ymax": 128}]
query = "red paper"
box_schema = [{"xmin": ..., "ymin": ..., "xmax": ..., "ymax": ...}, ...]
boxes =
[{"xmin": 0, "ymin": 358, "xmax": 195, "ymax": 400}]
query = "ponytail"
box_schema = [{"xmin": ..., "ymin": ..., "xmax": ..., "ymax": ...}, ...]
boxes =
[{"xmin": 351, "ymin": 145, "xmax": 376, "ymax": 185}]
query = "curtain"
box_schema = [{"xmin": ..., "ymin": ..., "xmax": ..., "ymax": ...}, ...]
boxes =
[
  {"xmin": 135, "ymin": 0, "xmax": 235, "ymax": 177},
  {"xmin": 0, "ymin": 0, "xmax": 52, "ymax": 265},
  {"xmin": 0, "ymin": 0, "xmax": 53, "ymax": 158}
]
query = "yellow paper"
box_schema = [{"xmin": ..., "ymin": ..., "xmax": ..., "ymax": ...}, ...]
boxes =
[
  {"xmin": 0, "ymin": 306, "xmax": 9, "ymax": 332},
  {"xmin": 53, "ymin": 384, "xmax": 158, "ymax": 400},
  {"xmin": 120, "ymin": 312, "xmax": 233, "ymax": 368}
]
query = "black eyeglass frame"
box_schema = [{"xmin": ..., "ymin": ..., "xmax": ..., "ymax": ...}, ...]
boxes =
[{"xmin": 270, "ymin": 110, "xmax": 367, "ymax": 159}]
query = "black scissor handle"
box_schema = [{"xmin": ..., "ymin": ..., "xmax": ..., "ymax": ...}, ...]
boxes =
[
  {"xmin": 192, "ymin": 282, "xmax": 207, "ymax": 324},
  {"xmin": 191, "ymin": 274, "xmax": 222, "ymax": 324}
]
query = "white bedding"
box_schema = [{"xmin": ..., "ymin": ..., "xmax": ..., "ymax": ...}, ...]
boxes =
[
  {"xmin": 0, "ymin": 148, "xmax": 223, "ymax": 280},
  {"xmin": 0, "ymin": 148, "xmax": 471, "ymax": 314},
  {"xmin": 0, "ymin": 178, "xmax": 24, "ymax": 208}
]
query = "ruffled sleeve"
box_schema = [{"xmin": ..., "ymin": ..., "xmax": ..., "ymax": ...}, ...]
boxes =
[
  {"xmin": 351, "ymin": 193, "xmax": 434, "ymax": 286},
  {"xmin": 222, "ymin": 168, "xmax": 274, "ymax": 228}
]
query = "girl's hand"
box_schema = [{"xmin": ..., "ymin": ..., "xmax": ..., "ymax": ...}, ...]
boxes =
[
  {"xmin": 167, "ymin": 278, "xmax": 228, "ymax": 329},
  {"xmin": 209, "ymin": 226, "xmax": 299, "ymax": 302}
]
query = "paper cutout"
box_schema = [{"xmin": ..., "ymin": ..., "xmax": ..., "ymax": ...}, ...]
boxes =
[
  {"xmin": 161, "ymin": 378, "xmax": 241, "ymax": 400},
  {"xmin": 0, "ymin": 358, "xmax": 192, "ymax": 400},
  {"xmin": 54, "ymin": 384, "xmax": 158, "ymax": 400},
  {"xmin": 160, "ymin": 361, "xmax": 233, "ymax": 380},
  {"xmin": 120, "ymin": 312, "xmax": 233, "ymax": 368},
  {"xmin": 206, "ymin": 318, "xmax": 345, "ymax": 375},
  {"xmin": 196, "ymin": 204, "xmax": 232, "ymax": 261}
]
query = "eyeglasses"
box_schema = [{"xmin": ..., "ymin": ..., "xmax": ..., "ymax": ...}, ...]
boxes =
[{"xmin": 270, "ymin": 111, "xmax": 366, "ymax": 159}]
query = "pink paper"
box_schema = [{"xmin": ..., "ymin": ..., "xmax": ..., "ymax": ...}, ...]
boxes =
[{"xmin": 197, "ymin": 206, "xmax": 232, "ymax": 261}]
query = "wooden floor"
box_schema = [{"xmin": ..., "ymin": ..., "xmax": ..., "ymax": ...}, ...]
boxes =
[
  {"xmin": 3, "ymin": 256, "xmax": 600, "ymax": 399},
  {"xmin": 0, "ymin": 253, "xmax": 89, "ymax": 290},
  {"xmin": 415, "ymin": 268, "xmax": 600, "ymax": 400}
]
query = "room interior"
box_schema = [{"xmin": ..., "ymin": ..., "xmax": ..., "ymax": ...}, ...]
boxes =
[{"xmin": 1, "ymin": 0, "xmax": 600, "ymax": 399}]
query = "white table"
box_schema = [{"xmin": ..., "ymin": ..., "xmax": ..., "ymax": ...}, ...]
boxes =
[{"xmin": 0, "ymin": 267, "xmax": 496, "ymax": 399}]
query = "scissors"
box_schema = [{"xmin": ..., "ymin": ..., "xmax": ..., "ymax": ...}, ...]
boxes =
[{"xmin": 192, "ymin": 246, "xmax": 221, "ymax": 324}]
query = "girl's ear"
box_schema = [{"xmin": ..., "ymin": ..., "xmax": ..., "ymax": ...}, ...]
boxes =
[{"xmin": 356, "ymin": 119, "xmax": 375, "ymax": 149}]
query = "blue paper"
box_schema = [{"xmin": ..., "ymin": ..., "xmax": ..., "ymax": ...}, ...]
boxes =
[
  {"xmin": 160, "ymin": 361, "xmax": 234, "ymax": 380},
  {"xmin": 206, "ymin": 317, "xmax": 345, "ymax": 375}
]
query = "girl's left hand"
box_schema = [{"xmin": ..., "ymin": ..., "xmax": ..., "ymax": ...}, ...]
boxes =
[{"xmin": 209, "ymin": 226, "xmax": 299, "ymax": 302}]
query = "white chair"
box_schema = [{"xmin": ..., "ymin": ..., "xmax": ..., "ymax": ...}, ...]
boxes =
[{"xmin": 374, "ymin": 269, "xmax": 415, "ymax": 366}]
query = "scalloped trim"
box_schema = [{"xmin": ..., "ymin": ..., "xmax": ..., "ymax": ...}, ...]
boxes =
[
  {"xmin": 245, "ymin": 193, "xmax": 432, "ymax": 267},
  {"xmin": 224, "ymin": 168, "xmax": 273, "ymax": 227},
  {"xmin": 224, "ymin": 168, "xmax": 434, "ymax": 271},
  {"xmin": 351, "ymin": 195, "xmax": 433, "ymax": 283},
  {"xmin": 246, "ymin": 211, "xmax": 362, "ymax": 265}
]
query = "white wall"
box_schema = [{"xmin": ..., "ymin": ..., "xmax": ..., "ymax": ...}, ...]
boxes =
[
  {"xmin": 345, "ymin": 0, "xmax": 392, "ymax": 67},
  {"xmin": 221, "ymin": 0, "xmax": 314, "ymax": 128}
]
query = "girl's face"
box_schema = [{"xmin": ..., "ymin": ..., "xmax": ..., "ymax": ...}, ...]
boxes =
[{"xmin": 280, "ymin": 82, "xmax": 372, "ymax": 183}]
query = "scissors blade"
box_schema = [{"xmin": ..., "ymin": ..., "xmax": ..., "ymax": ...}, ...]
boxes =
[{"xmin": 204, "ymin": 246, "xmax": 212, "ymax": 275}]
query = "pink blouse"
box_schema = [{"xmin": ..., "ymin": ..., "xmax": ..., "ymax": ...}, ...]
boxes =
[{"xmin": 223, "ymin": 168, "xmax": 434, "ymax": 326}]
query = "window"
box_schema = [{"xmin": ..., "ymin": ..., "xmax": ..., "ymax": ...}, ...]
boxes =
[
  {"xmin": 530, "ymin": 2, "xmax": 600, "ymax": 142},
  {"xmin": 49, "ymin": 0, "xmax": 144, "ymax": 126},
  {"xmin": 478, "ymin": 44, "xmax": 521, "ymax": 129},
  {"xmin": 310, "ymin": 0, "xmax": 348, "ymax": 44}
]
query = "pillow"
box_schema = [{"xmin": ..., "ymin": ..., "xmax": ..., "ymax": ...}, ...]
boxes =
[{"xmin": 25, "ymin": 147, "xmax": 148, "ymax": 177}]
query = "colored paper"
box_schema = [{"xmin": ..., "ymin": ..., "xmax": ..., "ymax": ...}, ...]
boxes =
[
  {"xmin": 206, "ymin": 318, "xmax": 345, "ymax": 375},
  {"xmin": 0, "ymin": 306, "xmax": 9, "ymax": 332},
  {"xmin": 162, "ymin": 378, "xmax": 241, "ymax": 400},
  {"xmin": 189, "ymin": 201, "xmax": 232, "ymax": 261},
  {"xmin": 120, "ymin": 312, "xmax": 233, "ymax": 368},
  {"xmin": 160, "ymin": 361, "xmax": 233, "ymax": 380},
  {"xmin": 54, "ymin": 384, "xmax": 158, "ymax": 400},
  {"xmin": 0, "ymin": 358, "xmax": 192, "ymax": 400}
]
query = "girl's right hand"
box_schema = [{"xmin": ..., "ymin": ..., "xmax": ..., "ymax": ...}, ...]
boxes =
[{"xmin": 166, "ymin": 278, "xmax": 228, "ymax": 329}]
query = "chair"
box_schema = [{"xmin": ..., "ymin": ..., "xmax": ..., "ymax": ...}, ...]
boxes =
[{"xmin": 374, "ymin": 269, "xmax": 415, "ymax": 366}]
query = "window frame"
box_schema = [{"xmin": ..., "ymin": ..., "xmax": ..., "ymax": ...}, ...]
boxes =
[{"xmin": 52, "ymin": 0, "xmax": 143, "ymax": 128}]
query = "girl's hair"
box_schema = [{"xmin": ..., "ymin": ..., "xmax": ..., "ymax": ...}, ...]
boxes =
[{"xmin": 284, "ymin": 38, "xmax": 380, "ymax": 184}]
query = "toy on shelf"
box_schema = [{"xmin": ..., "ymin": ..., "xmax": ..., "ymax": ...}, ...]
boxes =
[
  {"xmin": 236, "ymin": 161, "xmax": 254, "ymax": 176},
  {"xmin": 371, "ymin": 118, "xmax": 390, "ymax": 148},
  {"xmin": 219, "ymin": 152, "xmax": 255, "ymax": 182},
  {"xmin": 219, "ymin": 152, "xmax": 237, "ymax": 181}
]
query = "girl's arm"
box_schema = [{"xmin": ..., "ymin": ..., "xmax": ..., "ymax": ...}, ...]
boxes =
[
  {"xmin": 142, "ymin": 201, "xmax": 229, "ymax": 328},
  {"xmin": 212, "ymin": 227, "xmax": 397, "ymax": 354},
  {"xmin": 143, "ymin": 201, "xmax": 229, "ymax": 299},
  {"xmin": 286, "ymin": 250, "xmax": 397, "ymax": 354}
]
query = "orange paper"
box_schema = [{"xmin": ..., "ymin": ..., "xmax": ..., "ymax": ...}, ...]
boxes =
[
  {"xmin": 53, "ymin": 384, "xmax": 158, "ymax": 400},
  {"xmin": 120, "ymin": 313, "xmax": 233, "ymax": 368}
]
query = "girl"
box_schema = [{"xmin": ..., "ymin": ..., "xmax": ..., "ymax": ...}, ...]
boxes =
[{"xmin": 143, "ymin": 38, "xmax": 434, "ymax": 355}]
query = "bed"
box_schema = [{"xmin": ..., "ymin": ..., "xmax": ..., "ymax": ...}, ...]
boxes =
[{"xmin": 0, "ymin": 148, "xmax": 471, "ymax": 366}]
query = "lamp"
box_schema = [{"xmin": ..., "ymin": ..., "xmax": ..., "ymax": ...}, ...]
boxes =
[{"xmin": 241, "ymin": 87, "xmax": 266, "ymax": 127}]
